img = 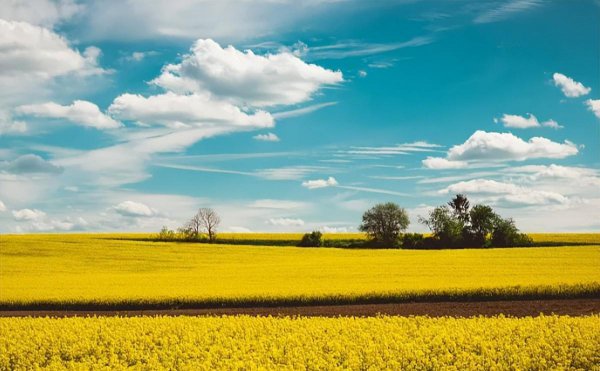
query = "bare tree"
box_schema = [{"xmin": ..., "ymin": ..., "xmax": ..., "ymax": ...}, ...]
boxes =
[
  {"xmin": 186, "ymin": 213, "xmax": 202, "ymax": 237},
  {"xmin": 196, "ymin": 208, "xmax": 220, "ymax": 242}
]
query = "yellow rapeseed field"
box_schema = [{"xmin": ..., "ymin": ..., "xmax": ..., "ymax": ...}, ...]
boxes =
[
  {"xmin": 1, "ymin": 234, "xmax": 598, "ymax": 307},
  {"xmin": 528, "ymin": 233, "xmax": 600, "ymax": 244},
  {"xmin": 1, "ymin": 315, "xmax": 598, "ymax": 370}
]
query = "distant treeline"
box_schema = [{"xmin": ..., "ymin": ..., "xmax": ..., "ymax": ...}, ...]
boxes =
[{"xmin": 153, "ymin": 194, "xmax": 560, "ymax": 249}]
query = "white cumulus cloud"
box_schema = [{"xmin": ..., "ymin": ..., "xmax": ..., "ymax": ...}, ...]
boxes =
[
  {"xmin": 422, "ymin": 157, "xmax": 468, "ymax": 169},
  {"xmin": 585, "ymin": 99, "xmax": 600, "ymax": 119},
  {"xmin": 448, "ymin": 131, "xmax": 578, "ymax": 161},
  {"xmin": 302, "ymin": 176, "xmax": 338, "ymax": 189},
  {"xmin": 497, "ymin": 113, "xmax": 562, "ymax": 129},
  {"xmin": 424, "ymin": 131, "xmax": 578, "ymax": 168},
  {"xmin": 113, "ymin": 201, "xmax": 157, "ymax": 217},
  {"xmin": 552, "ymin": 72, "xmax": 591, "ymax": 98},
  {"xmin": 253, "ymin": 133, "xmax": 280, "ymax": 142},
  {"xmin": 0, "ymin": 200, "xmax": 6, "ymax": 212},
  {"xmin": 151, "ymin": 39, "xmax": 343, "ymax": 107},
  {"xmin": 0, "ymin": 0, "xmax": 82, "ymax": 28},
  {"xmin": 17, "ymin": 100, "xmax": 121, "ymax": 129},
  {"xmin": 109, "ymin": 92, "xmax": 273, "ymax": 129},
  {"xmin": 12, "ymin": 208, "xmax": 46, "ymax": 221},
  {"xmin": 452, "ymin": 130, "xmax": 577, "ymax": 162},
  {"xmin": 439, "ymin": 179, "xmax": 568, "ymax": 206},
  {"xmin": 0, "ymin": 19, "xmax": 103, "ymax": 81}
]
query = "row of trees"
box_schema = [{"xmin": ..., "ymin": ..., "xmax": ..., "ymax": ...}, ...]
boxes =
[
  {"xmin": 157, "ymin": 195, "xmax": 531, "ymax": 249},
  {"xmin": 356, "ymin": 195, "xmax": 532, "ymax": 248}
]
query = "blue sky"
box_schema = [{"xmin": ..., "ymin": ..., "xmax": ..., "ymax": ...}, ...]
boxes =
[{"xmin": 0, "ymin": 0, "xmax": 599, "ymax": 233}]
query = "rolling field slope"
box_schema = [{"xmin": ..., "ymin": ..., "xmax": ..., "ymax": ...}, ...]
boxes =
[{"xmin": 1, "ymin": 234, "xmax": 599, "ymax": 308}]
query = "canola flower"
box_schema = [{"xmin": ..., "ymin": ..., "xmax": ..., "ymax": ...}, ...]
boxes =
[
  {"xmin": 1, "ymin": 234, "xmax": 599, "ymax": 308},
  {"xmin": 0, "ymin": 315, "xmax": 598, "ymax": 370}
]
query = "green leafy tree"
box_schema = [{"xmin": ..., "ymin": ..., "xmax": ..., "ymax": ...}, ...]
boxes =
[
  {"xmin": 448, "ymin": 194, "xmax": 471, "ymax": 223},
  {"xmin": 469, "ymin": 204, "xmax": 498, "ymax": 246},
  {"xmin": 419, "ymin": 205, "xmax": 464, "ymax": 246},
  {"xmin": 491, "ymin": 217, "xmax": 533, "ymax": 247},
  {"xmin": 359, "ymin": 202, "xmax": 410, "ymax": 247}
]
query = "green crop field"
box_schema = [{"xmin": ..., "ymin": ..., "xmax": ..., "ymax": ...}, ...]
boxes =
[{"xmin": 1, "ymin": 233, "xmax": 599, "ymax": 308}]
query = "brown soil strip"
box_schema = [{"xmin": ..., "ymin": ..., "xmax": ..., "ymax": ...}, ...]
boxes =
[{"xmin": 1, "ymin": 299, "xmax": 598, "ymax": 318}]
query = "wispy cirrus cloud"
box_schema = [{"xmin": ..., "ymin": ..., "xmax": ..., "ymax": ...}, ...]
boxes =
[
  {"xmin": 266, "ymin": 217, "xmax": 305, "ymax": 226},
  {"xmin": 156, "ymin": 163, "xmax": 323, "ymax": 181},
  {"xmin": 474, "ymin": 0, "xmax": 543, "ymax": 24},
  {"xmin": 251, "ymin": 37, "xmax": 433, "ymax": 61},
  {"xmin": 301, "ymin": 37, "xmax": 433, "ymax": 60},
  {"xmin": 272, "ymin": 102, "xmax": 337, "ymax": 119},
  {"xmin": 344, "ymin": 141, "xmax": 441, "ymax": 156}
]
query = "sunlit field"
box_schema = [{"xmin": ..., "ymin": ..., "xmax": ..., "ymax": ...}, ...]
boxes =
[
  {"xmin": 1, "ymin": 234, "xmax": 598, "ymax": 308},
  {"xmin": 1, "ymin": 315, "xmax": 598, "ymax": 369},
  {"xmin": 528, "ymin": 233, "xmax": 600, "ymax": 245}
]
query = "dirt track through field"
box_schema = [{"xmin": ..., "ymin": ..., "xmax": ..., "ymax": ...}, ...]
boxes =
[{"xmin": 1, "ymin": 299, "xmax": 598, "ymax": 318}]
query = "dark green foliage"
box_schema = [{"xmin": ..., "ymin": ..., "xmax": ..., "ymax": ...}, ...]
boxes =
[
  {"xmin": 401, "ymin": 233, "xmax": 425, "ymax": 249},
  {"xmin": 298, "ymin": 231, "xmax": 324, "ymax": 247},
  {"xmin": 491, "ymin": 218, "xmax": 533, "ymax": 247},
  {"xmin": 420, "ymin": 194, "xmax": 530, "ymax": 248},
  {"xmin": 448, "ymin": 194, "xmax": 471, "ymax": 223},
  {"xmin": 359, "ymin": 202, "xmax": 410, "ymax": 247},
  {"xmin": 469, "ymin": 204, "xmax": 497, "ymax": 246},
  {"xmin": 418, "ymin": 206, "xmax": 464, "ymax": 247}
]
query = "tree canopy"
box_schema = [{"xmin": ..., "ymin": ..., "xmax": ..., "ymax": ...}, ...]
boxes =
[{"xmin": 359, "ymin": 202, "xmax": 410, "ymax": 247}]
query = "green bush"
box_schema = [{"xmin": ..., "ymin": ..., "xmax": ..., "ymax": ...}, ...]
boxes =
[
  {"xmin": 156, "ymin": 226, "xmax": 176, "ymax": 241},
  {"xmin": 402, "ymin": 233, "xmax": 425, "ymax": 249},
  {"xmin": 298, "ymin": 231, "xmax": 323, "ymax": 247},
  {"xmin": 491, "ymin": 218, "xmax": 533, "ymax": 247}
]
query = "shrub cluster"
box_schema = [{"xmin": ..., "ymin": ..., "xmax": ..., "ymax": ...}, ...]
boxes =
[
  {"xmin": 155, "ymin": 226, "xmax": 210, "ymax": 242},
  {"xmin": 356, "ymin": 196, "xmax": 532, "ymax": 249},
  {"xmin": 298, "ymin": 231, "xmax": 323, "ymax": 247},
  {"xmin": 156, "ymin": 208, "xmax": 220, "ymax": 243},
  {"xmin": 414, "ymin": 194, "xmax": 532, "ymax": 249}
]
